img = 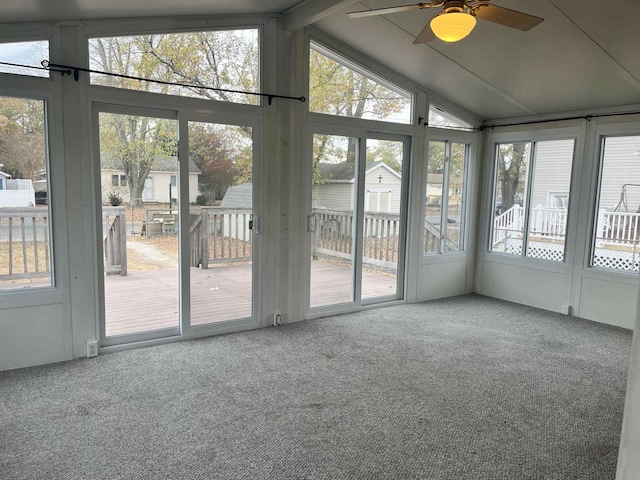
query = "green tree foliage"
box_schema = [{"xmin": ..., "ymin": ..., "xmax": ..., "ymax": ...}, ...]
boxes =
[
  {"xmin": 90, "ymin": 30, "xmax": 259, "ymax": 104},
  {"xmin": 90, "ymin": 33, "xmax": 410, "ymax": 197},
  {"xmin": 189, "ymin": 123, "xmax": 252, "ymax": 199},
  {"xmin": 496, "ymin": 142, "xmax": 529, "ymax": 213},
  {"xmin": 367, "ymin": 141, "xmax": 403, "ymax": 173},
  {"xmin": 310, "ymin": 47, "xmax": 410, "ymax": 183},
  {"xmin": 0, "ymin": 96, "xmax": 45, "ymax": 180},
  {"xmin": 99, "ymin": 113, "xmax": 177, "ymax": 207},
  {"xmin": 90, "ymin": 31, "xmax": 258, "ymax": 202}
]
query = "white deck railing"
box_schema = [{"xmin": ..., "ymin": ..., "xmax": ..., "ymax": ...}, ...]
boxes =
[{"xmin": 493, "ymin": 205, "xmax": 640, "ymax": 270}]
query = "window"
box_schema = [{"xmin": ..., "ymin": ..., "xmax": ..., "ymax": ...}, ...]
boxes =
[
  {"xmin": 428, "ymin": 105, "xmax": 472, "ymax": 131},
  {"xmin": 89, "ymin": 29, "xmax": 260, "ymax": 104},
  {"xmin": 591, "ymin": 135, "xmax": 640, "ymax": 272},
  {"xmin": 0, "ymin": 95, "xmax": 53, "ymax": 290},
  {"xmin": 309, "ymin": 41, "xmax": 412, "ymax": 124},
  {"xmin": 490, "ymin": 139, "xmax": 575, "ymax": 262},
  {"xmin": 170, "ymin": 175, "xmax": 176, "ymax": 187},
  {"xmin": 366, "ymin": 189, "xmax": 392, "ymax": 212},
  {"xmin": 0, "ymin": 41, "xmax": 49, "ymax": 77},
  {"xmin": 424, "ymin": 140, "xmax": 469, "ymax": 254},
  {"xmin": 111, "ymin": 174, "xmax": 126, "ymax": 187}
]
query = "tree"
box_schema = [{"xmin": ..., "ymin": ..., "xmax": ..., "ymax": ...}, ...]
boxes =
[
  {"xmin": 188, "ymin": 122, "xmax": 252, "ymax": 199},
  {"xmin": 89, "ymin": 32, "xmax": 258, "ymax": 201},
  {"xmin": 100, "ymin": 113, "xmax": 176, "ymax": 207},
  {"xmin": 0, "ymin": 97, "xmax": 45, "ymax": 181},
  {"xmin": 309, "ymin": 48, "xmax": 409, "ymax": 182},
  {"xmin": 496, "ymin": 142, "xmax": 529, "ymax": 213}
]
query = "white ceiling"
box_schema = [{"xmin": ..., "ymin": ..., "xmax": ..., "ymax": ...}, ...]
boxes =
[{"xmin": 2, "ymin": 0, "xmax": 640, "ymax": 121}]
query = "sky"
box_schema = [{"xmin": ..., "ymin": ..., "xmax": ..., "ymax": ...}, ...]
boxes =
[{"xmin": 0, "ymin": 41, "xmax": 49, "ymax": 77}]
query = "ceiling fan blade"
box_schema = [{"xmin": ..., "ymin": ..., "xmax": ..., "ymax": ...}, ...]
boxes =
[
  {"xmin": 413, "ymin": 23, "xmax": 436, "ymax": 44},
  {"xmin": 347, "ymin": 2, "xmax": 441, "ymax": 19},
  {"xmin": 472, "ymin": 4, "xmax": 543, "ymax": 31}
]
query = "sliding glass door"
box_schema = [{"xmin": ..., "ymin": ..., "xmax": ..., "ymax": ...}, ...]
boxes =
[
  {"xmin": 187, "ymin": 120, "xmax": 255, "ymax": 326},
  {"xmin": 97, "ymin": 107, "xmax": 180, "ymax": 340},
  {"xmin": 96, "ymin": 105, "xmax": 258, "ymax": 345},
  {"xmin": 307, "ymin": 131, "xmax": 409, "ymax": 312}
]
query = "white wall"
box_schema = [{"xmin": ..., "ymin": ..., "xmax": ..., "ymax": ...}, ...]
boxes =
[
  {"xmin": 530, "ymin": 139, "xmax": 573, "ymax": 208},
  {"xmin": 364, "ymin": 165, "xmax": 401, "ymax": 213},
  {"xmin": 100, "ymin": 170, "xmax": 200, "ymax": 204},
  {"xmin": 0, "ymin": 189, "xmax": 35, "ymax": 207},
  {"xmin": 312, "ymin": 182, "xmax": 353, "ymax": 211},
  {"xmin": 476, "ymin": 119, "xmax": 640, "ymax": 330},
  {"xmin": 616, "ymin": 286, "xmax": 640, "ymax": 479}
]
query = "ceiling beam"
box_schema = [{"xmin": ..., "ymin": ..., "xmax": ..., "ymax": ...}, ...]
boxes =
[{"xmin": 283, "ymin": 0, "xmax": 360, "ymax": 32}]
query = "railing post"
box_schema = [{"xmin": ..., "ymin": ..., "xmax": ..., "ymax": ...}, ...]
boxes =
[
  {"xmin": 513, "ymin": 205, "xmax": 522, "ymax": 233},
  {"xmin": 596, "ymin": 208, "xmax": 606, "ymax": 246},
  {"xmin": 200, "ymin": 209, "xmax": 209, "ymax": 269},
  {"xmin": 118, "ymin": 210, "xmax": 127, "ymax": 277}
]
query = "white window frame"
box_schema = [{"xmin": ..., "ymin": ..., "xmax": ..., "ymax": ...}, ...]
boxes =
[
  {"xmin": 423, "ymin": 131, "xmax": 473, "ymax": 257},
  {"xmin": 484, "ymin": 128, "xmax": 580, "ymax": 270},
  {"xmin": 365, "ymin": 188, "xmax": 392, "ymax": 212},
  {"xmin": 0, "ymin": 37, "xmax": 68, "ymax": 308}
]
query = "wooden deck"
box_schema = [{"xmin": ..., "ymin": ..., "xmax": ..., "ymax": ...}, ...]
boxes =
[{"xmin": 105, "ymin": 260, "xmax": 396, "ymax": 337}]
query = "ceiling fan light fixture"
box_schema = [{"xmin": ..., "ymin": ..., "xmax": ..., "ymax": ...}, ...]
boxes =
[{"xmin": 430, "ymin": 11, "xmax": 477, "ymax": 42}]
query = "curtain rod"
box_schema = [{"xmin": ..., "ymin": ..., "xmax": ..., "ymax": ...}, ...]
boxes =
[
  {"xmin": 0, "ymin": 60, "xmax": 305, "ymax": 105},
  {"xmin": 480, "ymin": 111, "xmax": 640, "ymax": 131},
  {"xmin": 42, "ymin": 61, "xmax": 305, "ymax": 105}
]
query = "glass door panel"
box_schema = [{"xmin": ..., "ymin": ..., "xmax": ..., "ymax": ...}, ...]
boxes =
[
  {"xmin": 98, "ymin": 112, "xmax": 180, "ymax": 338},
  {"xmin": 361, "ymin": 138, "xmax": 406, "ymax": 301},
  {"xmin": 309, "ymin": 134, "xmax": 358, "ymax": 308},
  {"xmin": 425, "ymin": 140, "xmax": 445, "ymax": 253},
  {"xmin": 188, "ymin": 121, "xmax": 254, "ymax": 325},
  {"xmin": 446, "ymin": 143, "xmax": 467, "ymax": 252}
]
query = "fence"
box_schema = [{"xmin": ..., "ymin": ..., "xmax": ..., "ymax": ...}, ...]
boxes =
[
  {"xmin": 493, "ymin": 205, "xmax": 640, "ymax": 271},
  {"xmin": 0, "ymin": 208, "xmax": 50, "ymax": 282},
  {"xmin": 102, "ymin": 207, "xmax": 127, "ymax": 276},
  {"xmin": 311, "ymin": 209, "xmax": 403, "ymax": 272},
  {"xmin": 188, "ymin": 207, "xmax": 409, "ymax": 272},
  {"xmin": 190, "ymin": 207, "xmax": 253, "ymax": 268},
  {"xmin": 593, "ymin": 209, "xmax": 640, "ymax": 271},
  {"xmin": 493, "ymin": 206, "xmax": 567, "ymax": 246}
]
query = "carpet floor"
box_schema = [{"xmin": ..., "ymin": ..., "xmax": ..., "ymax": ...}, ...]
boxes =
[{"xmin": 0, "ymin": 294, "xmax": 633, "ymax": 479}]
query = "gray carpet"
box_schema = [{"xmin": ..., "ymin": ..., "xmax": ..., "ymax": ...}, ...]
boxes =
[{"xmin": 0, "ymin": 294, "xmax": 633, "ymax": 479}]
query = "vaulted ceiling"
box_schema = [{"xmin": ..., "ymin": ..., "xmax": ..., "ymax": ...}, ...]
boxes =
[{"xmin": 2, "ymin": 0, "xmax": 639, "ymax": 121}]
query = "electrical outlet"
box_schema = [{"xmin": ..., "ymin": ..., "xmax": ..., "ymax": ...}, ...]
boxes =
[
  {"xmin": 273, "ymin": 313, "xmax": 282, "ymax": 326},
  {"xmin": 561, "ymin": 304, "xmax": 572, "ymax": 316},
  {"xmin": 87, "ymin": 340, "xmax": 98, "ymax": 358}
]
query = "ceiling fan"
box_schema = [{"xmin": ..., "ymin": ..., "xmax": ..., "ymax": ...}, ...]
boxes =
[{"xmin": 347, "ymin": 1, "xmax": 543, "ymax": 43}]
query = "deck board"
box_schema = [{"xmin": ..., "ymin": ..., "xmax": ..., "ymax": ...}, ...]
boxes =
[{"xmin": 105, "ymin": 260, "xmax": 396, "ymax": 337}]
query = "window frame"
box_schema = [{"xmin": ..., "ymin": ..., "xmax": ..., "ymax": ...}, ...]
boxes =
[
  {"xmin": 423, "ymin": 129, "xmax": 473, "ymax": 258},
  {"xmin": 85, "ymin": 21, "xmax": 264, "ymax": 109},
  {"xmin": 588, "ymin": 132, "xmax": 640, "ymax": 275},
  {"xmin": 0, "ymin": 89, "xmax": 62, "ymax": 304},
  {"xmin": 486, "ymin": 131, "xmax": 579, "ymax": 266},
  {"xmin": 308, "ymin": 35, "xmax": 415, "ymax": 126}
]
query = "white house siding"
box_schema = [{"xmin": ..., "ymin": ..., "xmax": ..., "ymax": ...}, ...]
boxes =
[
  {"xmin": 529, "ymin": 139, "xmax": 575, "ymax": 208},
  {"xmin": 312, "ymin": 183, "xmax": 354, "ymax": 211},
  {"xmin": 364, "ymin": 166, "xmax": 402, "ymax": 213},
  {"xmin": 101, "ymin": 170, "xmax": 200, "ymax": 204},
  {"xmin": 598, "ymin": 135, "xmax": 640, "ymax": 211}
]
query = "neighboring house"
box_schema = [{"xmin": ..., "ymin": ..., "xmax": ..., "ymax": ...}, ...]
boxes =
[
  {"xmin": 100, "ymin": 156, "xmax": 201, "ymax": 204},
  {"xmin": 313, "ymin": 162, "xmax": 402, "ymax": 213},
  {"xmin": 219, "ymin": 182, "xmax": 252, "ymax": 242},
  {"xmin": 425, "ymin": 172, "xmax": 464, "ymax": 209},
  {"xmin": 0, "ymin": 171, "xmax": 35, "ymax": 207},
  {"xmin": 509, "ymin": 137, "xmax": 640, "ymax": 213}
]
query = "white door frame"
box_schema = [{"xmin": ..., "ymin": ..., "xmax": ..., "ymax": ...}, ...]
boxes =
[{"xmin": 93, "ymin": 103, "xmax": 263, "ymax": 347}]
